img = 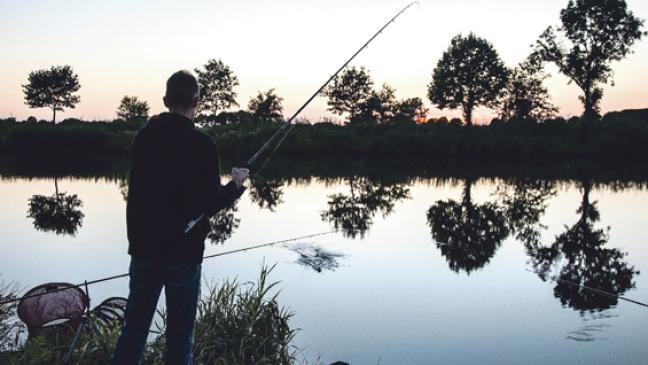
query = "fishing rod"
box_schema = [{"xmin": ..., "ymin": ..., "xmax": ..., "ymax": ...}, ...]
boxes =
[
  {"xmin": 0, "ymin": 231, "xmax": 335, "ymax": 306},
  {"xmin": 184, "ymin": 2, "xmax": 419, "ymax": 234}
]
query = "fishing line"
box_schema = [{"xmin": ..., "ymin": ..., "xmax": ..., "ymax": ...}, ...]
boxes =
[
  {"xmin": 0, "ymin": 231, "xmax": 336, "ymax": 306},
  {"xmin": 524, "ymin": 269, "xmax": 648, "ymax": 309},
  {"xmin": 185, "ymin": 2, "xmax": 419, "ymax": 233}
]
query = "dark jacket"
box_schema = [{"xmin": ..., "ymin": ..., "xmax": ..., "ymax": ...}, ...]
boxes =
[{"xmin": 126, "ymin": 112, "xmax": 244, "ymax": 264}]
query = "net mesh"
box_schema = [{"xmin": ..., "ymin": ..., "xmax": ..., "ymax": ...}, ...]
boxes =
[{"xmin": 17, "ymin": 283, "xmax": 88, "ymax": 334}]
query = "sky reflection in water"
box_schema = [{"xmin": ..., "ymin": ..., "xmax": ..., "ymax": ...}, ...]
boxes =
[{"xmin": 1, "ymin": 172, "xmax": 647, "ymax": 364}]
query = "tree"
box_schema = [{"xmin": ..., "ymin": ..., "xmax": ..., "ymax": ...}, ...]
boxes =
[
  {"xmin": 428, "ymin": 33, "xmax": 508, "ymax": 126},
  {"xmin": 535, "ymin": 0, "xmax": 645, "ymax": 120},
  {"xmin": 22, "ymin": 65, "xmax": 81, "ymax": 123},
  {"xmin": 195, "ymin": 59, "xmax": 239, "ymax": 120},
  {"xmin": 322, "ymin": 66, "xmax": 373, "ymax": 122},
  {"xmin": 393, "ymin": 97, "xmax": 429, "ymax": 123},
  {"xmin": 248, "ymin": 88, "xmax": 284, "ymax": 121},
  {"xmin": 116, "ymin": 96, "xmax": 150, "ymax": 120},
  {"xmin": 499, "ymin": 57, "xmax": 559, "ymax": 121},
  {"xmin": 357, "ymin": 83, "xmax": 397, "ymax": 123}
]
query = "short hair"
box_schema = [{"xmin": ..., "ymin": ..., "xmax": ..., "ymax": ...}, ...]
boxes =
[{"xmin": 165, "ymin": 70, "xmax": 200, "ymax": 108}]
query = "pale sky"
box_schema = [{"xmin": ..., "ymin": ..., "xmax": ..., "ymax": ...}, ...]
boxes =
[{"xmin": 0, "ymin": 0, "xmax": 646, "ymax": 123}]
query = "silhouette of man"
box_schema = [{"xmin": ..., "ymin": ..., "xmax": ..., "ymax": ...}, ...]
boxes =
[{"xmin": 112, "ymin": 70, "xmax": 248, "ymax": 365}]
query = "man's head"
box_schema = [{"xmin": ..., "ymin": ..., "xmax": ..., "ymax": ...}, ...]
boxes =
[{"xmin": 163, "ymin": 70, "xmax": 201, "ymax": 120}]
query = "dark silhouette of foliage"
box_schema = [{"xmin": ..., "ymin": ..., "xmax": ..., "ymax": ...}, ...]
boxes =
[
  {"xmin": 22, "ymin": 65, "xmax": 81, "ymax": 123},
  {"xmin": 428, "ymin": 33, "xmax": 508, "ymax": 125},
  {"xmin": 249, "ymin": 177, "xmax": 284, "ymax": 212},
  {"xmin": 27, "ymin": 178, "xmax": 84, "ymax": 235},
  {"xmin": 427, "ymin": 179, "xmax": 509, "ymax": 274},
  {"xmin": 499, "ymin": 57, "xmax": 559, "ymax": 121},
  {"xmin": 535, "ymin": 0, "xmax": 645, "ymax": 120},
  {"xmin": 499, "ymin": 179, "xmax": 557, "ymax": 247},
  {"xmin": 357, "ymin": 83, "xmax": 397, "ymax": 123},
  {"xmin": 195, "ymin": 59, "xmax": 239, "ymax": 121},
  {"xmin": 248, "ymin": 89, "xmax": 284, "ymax": 121},
  {"xmin": 322, "ymin": 66, "xmax": 374, "ymax": 122},
  {"xmin": 527, "ymin": 180, "xmax": 638, "ymax": 311},
  {"xmin": 2, "ymin": 108, "xmax": 648, "ymax": 164},
  {"xmin": 321, "ymin": 177, "xmax": 410, "ymax": 238},
  {"xmin": 116, "ymin": 96, "xmax": 149, "ymax": 120},
  {"xmin": 207, "ymin": 205, "xmax": 240, "ymax": 245},
  {"xmin": 392, "ymin": 97, "xmax": 428, "ymax": 124}
]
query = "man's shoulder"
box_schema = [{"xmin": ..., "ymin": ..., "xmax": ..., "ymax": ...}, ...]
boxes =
[{"xmin": 189, "ymin": 128, "xmax": 216, "ymax": 149}]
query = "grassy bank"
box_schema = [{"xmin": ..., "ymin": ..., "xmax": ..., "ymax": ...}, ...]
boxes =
[{"xmin": 0, "ymin": 266, "xmax": 316, "ymax": 365}]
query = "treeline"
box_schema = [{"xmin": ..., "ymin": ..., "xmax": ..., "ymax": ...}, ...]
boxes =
[
  {"xmin": 209, "ymin": 109, "xmax": 648, "ymax": 163},
  {"xmin": 0, "ymin": 117, "xmax": 145, "ymax": 154},
  {"xmin": 1, "ymin": 109, "xmax": 647, "ymax": 164},
  {"xmin": 14, "ymin": 0, "xmax": 646, "ymax": 127}
]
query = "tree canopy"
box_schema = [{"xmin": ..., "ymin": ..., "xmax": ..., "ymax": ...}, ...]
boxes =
[
  {"xmin": 195, "ymin": 59, "xmax": 239, "ymax": 121},
  {"xmin": 499, "ymin": 56, "xmax": 559, "ymax": 121},
  {"xmin": 116, "ymin": 96, "xmax": 149, "ymax": 120},
  {"xmin": 393, "ymin": 97, "xmax": 428, "ymax": 124},
  {"xmin": 248, "ymin": 88, "xmax": 284, "ymax": 121},
  {"xmin": 22, "ymin": 65, "xmax": 81, "ymax": 123},
  {"xmin": 322, "ymin": 66, "xmax": 374, "ymax": 122},
  {"xmin": 535, "ymin": 0, "xmax": 645, "ymax": 120},
  {"xmin": 428, "ymin": 33, "xmax": 508, "ymax": 126},
  {"xmin": 357, "ymin": 83, "xmax": 397, "ymax": 123}
]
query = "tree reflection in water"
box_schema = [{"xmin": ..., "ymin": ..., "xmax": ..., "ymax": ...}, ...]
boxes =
[
  {"xmin": 528, "ymin": 180, "xmax": 638, "ymax": 312},
  {"xmin": 427, "ymin": 179, "xmax": 509, "ymax": 274},
  {"xmin": 499, "ymin": 179, "xmax": 557, "ymax": 248},
  {"xmin": 207, "ymin": 205, "xmax": 240, "ymax": 245},
  {"xmin": 321, "ymin": 177, "xmax": 410, "ymax": 238},
  {"xmin": 27, "ymin": 178, "xmax": 84, "ymax": 236},
  {"xmin": 249, "ymin": 177, "xmax": 284, "ymax": 212}
]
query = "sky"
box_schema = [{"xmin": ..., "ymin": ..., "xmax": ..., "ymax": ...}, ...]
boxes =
[{"xmin": 0, "ymin": 0, "xmax": 647, "ymax": 123}]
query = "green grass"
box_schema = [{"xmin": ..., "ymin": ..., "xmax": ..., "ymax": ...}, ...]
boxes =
[{"xmin": 0, "ymin": 265, "xmax": 309, "ymax": 365}]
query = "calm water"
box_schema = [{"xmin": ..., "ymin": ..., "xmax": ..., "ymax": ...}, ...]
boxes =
[{"xmin": 1, "ymin": 167, "xmax": 647, "ymax": 364}]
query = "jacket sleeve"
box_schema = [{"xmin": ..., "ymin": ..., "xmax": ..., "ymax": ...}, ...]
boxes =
[{"xmin": 203, "ymin": 138, "xmax": 245, "ymax": 216}]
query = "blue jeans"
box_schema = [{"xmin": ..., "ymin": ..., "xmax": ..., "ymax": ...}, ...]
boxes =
[{"xmin": 112, "ymin": 258, "xmax": 201, "ymax": 365}]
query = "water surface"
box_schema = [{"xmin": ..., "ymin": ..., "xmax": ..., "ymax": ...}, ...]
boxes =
[{"xmin": 1, "ymin": 167, "xmax": 647, "ymax": 364}]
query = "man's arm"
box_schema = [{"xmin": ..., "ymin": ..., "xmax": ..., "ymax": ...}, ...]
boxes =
[{"xmin": 203, "ymin": 139, "xmax": 246, "ymax": 216}]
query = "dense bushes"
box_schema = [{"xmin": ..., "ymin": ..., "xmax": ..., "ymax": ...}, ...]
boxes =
[
  {"xmin": 0, "ymin": 118, "xmax": 143, "ymax": 155},
  {"xmin": 1, "ymin": 109, "xmax": 647, "ymax": 164}
]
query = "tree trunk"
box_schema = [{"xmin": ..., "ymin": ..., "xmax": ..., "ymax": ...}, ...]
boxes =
[
  {"xmin": 583, "ymin": 87, "xmax": 595, "ymax": 121},
  {"xmin": 463, "ymin": 105, "xmax": 473, "ymax": 126},
  {"xmin": 52, "ymin": 108, "xmax": 56, "ymax": 124},
  {"xmin": 463, "ymin": 95, "xmax": 474, "ymax": 126}
]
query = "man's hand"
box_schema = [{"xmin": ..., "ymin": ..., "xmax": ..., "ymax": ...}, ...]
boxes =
[{"xmin": 231, "ymin": 167, "xmax": 250, "ymax": 188}]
